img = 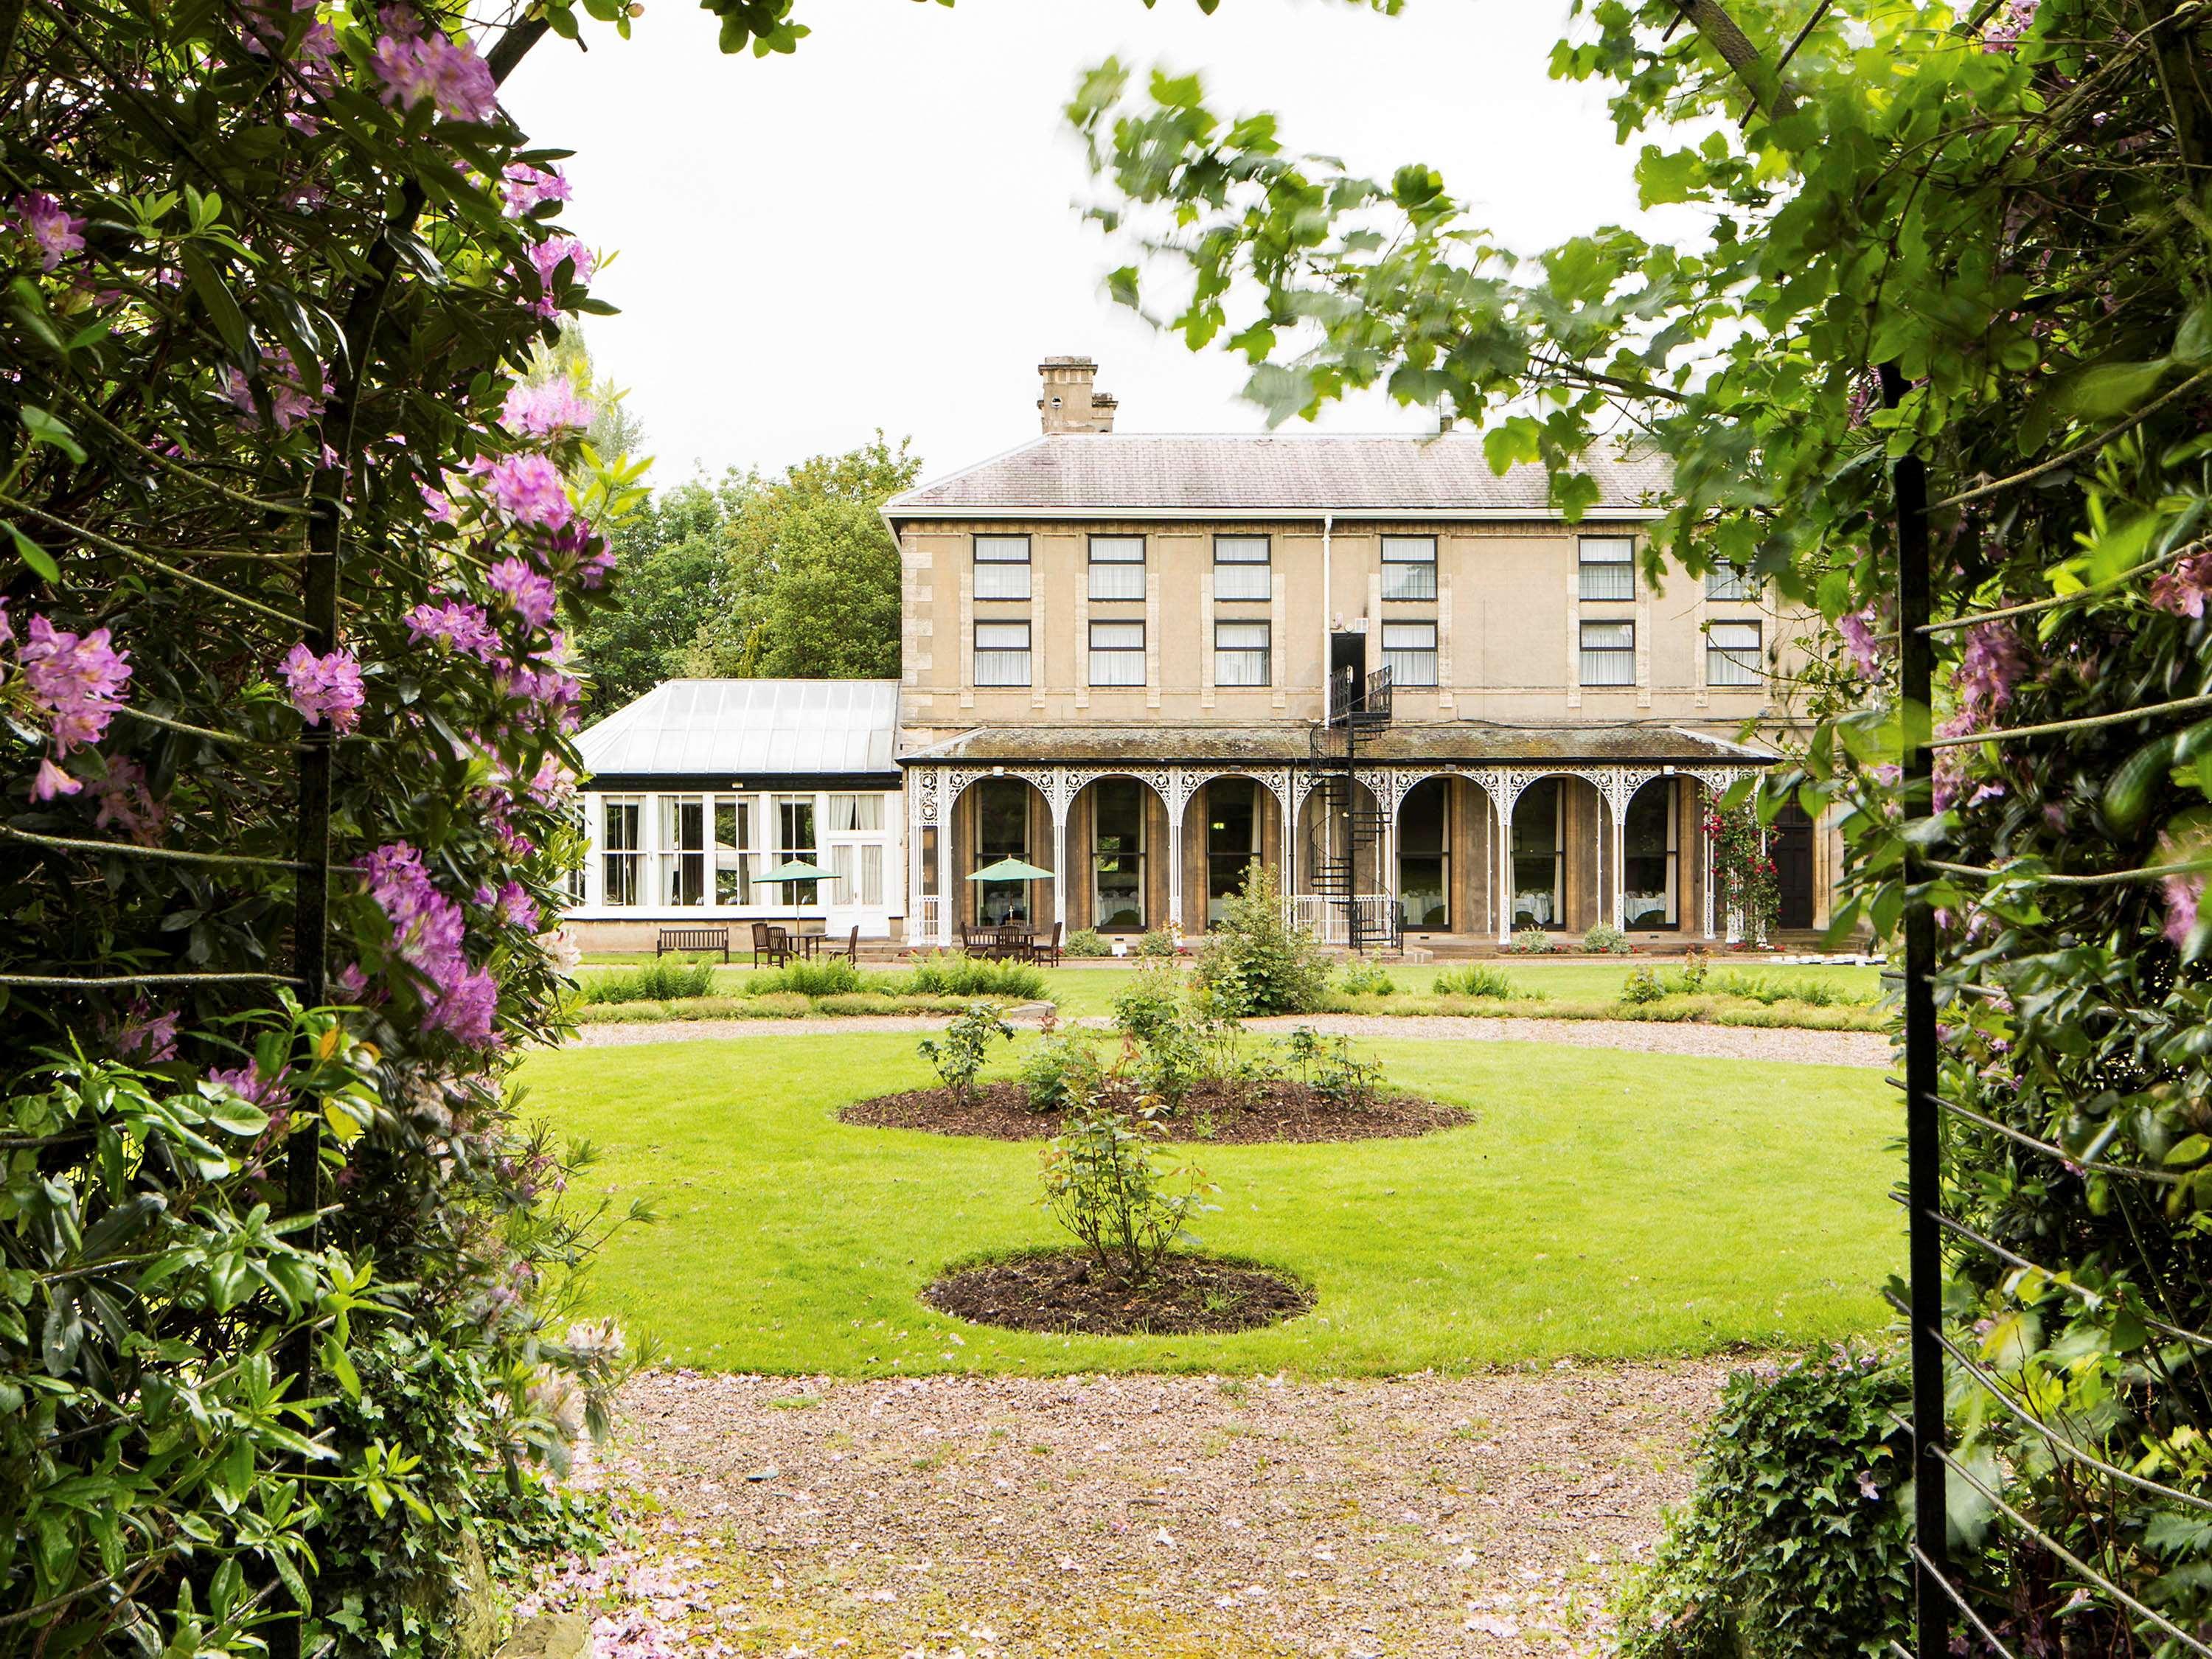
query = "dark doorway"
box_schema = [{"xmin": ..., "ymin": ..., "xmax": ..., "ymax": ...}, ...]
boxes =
[
  {"xmin": 1330, "ymin": 630, "xmax": 1366, "ymax": 707},
  {"xmin": 1773, "ymin": 804, "xmax": 1815, "ymax": 929}
]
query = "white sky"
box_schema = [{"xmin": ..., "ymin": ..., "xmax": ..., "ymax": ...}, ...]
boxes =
[{"xmin": 498, "ymin": 0, "xmax": 1641, "ymax": 489}]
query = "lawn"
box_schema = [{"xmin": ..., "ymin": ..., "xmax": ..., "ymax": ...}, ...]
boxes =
[
  {"xmin": 571, "ymin": 957, "xmax": 1889, "ymax": 1023},
  {"xmin": 523, "ymin": 1032, "xmax": 1900, "ymax": 1377}
]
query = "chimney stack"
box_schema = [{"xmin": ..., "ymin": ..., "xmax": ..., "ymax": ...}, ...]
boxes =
[{"xmin": 1038, "ymin": 355, "xmax": 1116, "ymax": 434}]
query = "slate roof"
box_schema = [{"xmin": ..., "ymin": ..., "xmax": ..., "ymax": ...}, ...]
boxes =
[
  {"xmin": 897, "ymin": 723, "xmax": 1776, "ymax": 768},
  {"xmin": 885, "ymin": 434, "xmax": 1670, "ymax": 520},
  {"xmin": 577, "ymin": 680, "xmax": 900, "ymax": 779}
]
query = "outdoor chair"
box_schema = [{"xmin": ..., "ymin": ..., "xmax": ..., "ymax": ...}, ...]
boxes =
[
  {"xmin": 826, "ymin": 925, "xmax": 860, "ymax": 964},
  {"xmin": 751, "ymin": 922, "xmax": 792, "ymax": 968},
  {"xmin": 1029, "ymin": 921, "xmax": 1062, "ymax": 968}
]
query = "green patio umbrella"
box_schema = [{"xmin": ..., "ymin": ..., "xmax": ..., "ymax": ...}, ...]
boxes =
[
  {"xmin": 967, "ymin": 855, "xmax": 1055, "ymax": 930},
  {"xmin": 753, "ymin": 858, "xmax": 838, "ymax": 933}
]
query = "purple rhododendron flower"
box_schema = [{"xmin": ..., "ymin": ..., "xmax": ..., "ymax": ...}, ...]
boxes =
[
  {"xmin": 32, "ymin": 758, "xmax": 79, "ymax": 801},
  {"xmin": 495, "ymin": 880, "xmax": 540, "ymax": 932},
  {"xmin": 116, "ymin": 998, "xmax": 181, "ymax": 1062},
  {"xmin": 526, "ymin": 237, "xmax": 593, "ymax": 318},
  {"xmin": 406, "ymin": 599, "xmax": 503, "ymax": 661},
  {"xmin": 1983, "ymin": 0, "xmax": 2039, "ymax": 51},
  {"xmin": 502, "ymin": 163, "xmax": 572, "ymax": 217},
  {"xmin": 1838, "ymin": 608, "xmax": 1882, "ymax": 677},
  {"xmin": 94, "ymin": 753, "xmax": 165, "ymax": 843},
  {"xmin": 501, "ymin": 378, "xmax": 594, "ymax": 437},
  {"xmin": 422, "ymin": 483, "xmax": 458, "ymax": 524},
  {"xmin": 475, "ymin": 452, "xmax": 571, "ymax": 529},
  {"xmin": 221, "ymin": 344, "xmax": 327, "ymax": 434},
  {"xmin": 280, "ymin": 643, "xmax": 366, "ymax": 732},
  {"xmin": 11, "ymin": 192, "xmax": 85, "ymax": 271},
  {"xmin": 20, "ymin": 614, "xmax": 133, "ymax": 752},
  {"xmin": 358, "ymin": 841, "xmax": 502, "ymax": 1048},
  {"xmin": 2150, "ymin": 550, "xmax": 2212, "ymax": 619},
  {"xmin": 210, "ymin": 1059, "xmax": 290, "ymax": 1107},
  {"xmin": 1954, "ymin": 622, "xmax": 2029, "ymax": 724},
  {"xmin": 487, "ymin": 556, "xmax": 558, "ymax": 628},
  {"xmin": 2164, "ymin": 867, "xmax": 2203, "ymax": 950},
  {"xmin": 372, "ymin": 27, "xmax": 496, "ymax": 123}
]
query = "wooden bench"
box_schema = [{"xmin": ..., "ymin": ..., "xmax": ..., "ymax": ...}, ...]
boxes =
[{"xmin": 655, "ymin": 926, "xmax": 730, "ymax": 962}]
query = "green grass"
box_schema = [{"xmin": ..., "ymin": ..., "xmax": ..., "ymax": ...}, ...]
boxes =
[
  {"xmin": 568, "ymin": 958, "xmax": 1888, "ymax": 1028},
  {"xmin": 524, "ymin": 1032, "xmax": 1899, "ymax": 1377}
]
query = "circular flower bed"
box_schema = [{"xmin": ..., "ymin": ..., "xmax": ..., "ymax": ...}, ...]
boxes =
[
  {"xmin": 841, "ymin": 1079, "xmax": 1469, "ymax": 1142},
  {"xmin": 924, "ymin": 1249, "xmax": 1312, "ymax": 1336}
]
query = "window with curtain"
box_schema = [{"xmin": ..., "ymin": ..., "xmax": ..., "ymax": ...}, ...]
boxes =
[
  {"xmin": 1707, "ymin": 620, "xmax": 1761, "ymax": 686},
  {"xmin": 973, "ymin": 534, "xmax": 1030, "ymax": 600},
  {"xmin": 1088, "ymin": 619, "xmax": 1145, "ymax": 686},
  {"xmin": 1091, "ymin": 779, "xmax": 1146, "ymax": 930},
  {"xmin": 601, "ymin": 798, "xmax": 641, "ymax": 906},
  {"xmin": 1382, "ymin": 621, "xmax": 1438, "ymax": 686},
  {"xmin": 713, "ymin": 796, "xmax": 754, "ymax": 905},
  {"xmin": 1579, "ymin": 620, "xmax": 1635, "ymax": 686},
  {"xmin": 1705, "ymin": 562, "xmax": 1759, "ymax": 600},
  {"xmin": 1511, "ymin": 778, "xmax": 1564, "ymax": 930},
  {"xmin": 1088, "ymin": 535, "xmax": 1145, "ymax": 602},
  {"xmin": 830, "ymin": 843, "xmax": 885, "ymax": 907},
  {"xmin": 1397, "ymin": 776, "xmax": 1450, "ymax": 929},
  {"xmin": 776, "ymin": 794, "xmax": 818, "ymax": 905},
  {"xmin": 1578, "ymin": 535, "xmax": 1634, "ymax": 601},
  {"xmin": 974, "ymin": 620, "xmax": 1031, "ymax": 686},
  {"xmin": 1380, "ymin": 535, "xmax": 1437, "ymax": 601},
  {"xmin": 660, "ymin": 796, "xmax": 706, "ymax": 906},
  {"xmin": 1214, "ymin": 620, "xmax": 1270, "ymax": 687},
  {"xmin": 1214, "ymin": 534, "xmax": 1271, "ymax": 601},
  {"xmin": 824, "ymin": 794, "xmax": 883, "ymax": 832},
  {"xmin": 1204, "ymin": 779, "xmax": 1260, "ymax": 927},
  {"xmin": 1623, "ymin": 780, "xmax": 1678, "ymax": 928},
  {"xmin": 975, "ymin": 778, "xmax": 1030, "ymax": 925}
]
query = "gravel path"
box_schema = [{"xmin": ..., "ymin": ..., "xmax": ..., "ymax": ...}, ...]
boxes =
[
  {"xmin": 586, "ymin": 1363, "xmax": 1728, "ymax": 1658},
  {"xmin": 571, "ymin": 1011, "xmax": 1885, "ymax": 1068}
]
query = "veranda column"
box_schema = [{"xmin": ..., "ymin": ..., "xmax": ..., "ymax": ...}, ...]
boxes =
[
  {"xmin": 1611, "ymin": 773, "xmax": 1628, "ymax": 932},
  {"xmin": 905, "ymin": 773, "xmax": 927, "ymax": 945},
  {"xmin": 933, "ymin": 768, "xmax": 955, "ymax": 946},
  {"xmin": 1050, "ymin": 769, "xmax": 1068, "ymax": 936},
  {"xmin": 1166, "ymin": 766, "xmax": 1186, "ymax": 930}
]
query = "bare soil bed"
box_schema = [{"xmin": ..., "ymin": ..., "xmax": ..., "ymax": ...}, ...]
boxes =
[
  {"xmin": 839, "ymin": 1079, "xmax": 1470, "ymax": 1142},
  {"xmin": 924, "ymin": 1249, "xmax": 1312, "ymax": 1337},
  {"xmin": 567, "ymin": 1363, "xmax": 1733, "ymax": 1658}
]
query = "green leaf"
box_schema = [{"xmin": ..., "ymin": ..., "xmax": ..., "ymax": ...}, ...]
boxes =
[
  {"xmin": 181, "ymin": 247, "xmax": 253, "ymax": 363},
  {"xmin": 19, "ymin": 405, "xmax": 86, "ymax": 464},
  {"xmin": 3, "ymin": 521, "xmax": 58, "ymax": 582},
  {"xmin": 2163, "ymin": 1133, "xmax": 2209, "ymax": 1165},
  {"xmin": 2175, "ymin": 299, "xmax": 2212, "ymax": 364},
  {"xmin": 2060, "ymin": 359, "xmax": 2173, "ymax": 420},
  {"xmin": 201, "ymin": 1093, "xmax": 270, "ymax": 1137}
]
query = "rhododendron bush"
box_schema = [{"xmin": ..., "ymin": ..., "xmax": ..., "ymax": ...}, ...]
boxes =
[
  {"xmin": 1075, "ymin": 0, "xmax": 2212, "ymax": 1646},
  {"xmin": 0, "ymin": 1, "xmax": 835, "ymax": 1653}
]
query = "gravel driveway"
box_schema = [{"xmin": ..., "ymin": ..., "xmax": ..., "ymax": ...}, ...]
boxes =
[
  {"xmin": 557, "ymin": 1363, "xmax": 1728, "ymax": 1658},
  {"xmin": 571, "ymin": 1011, "xmax": 1885, "ymax": 1068}
]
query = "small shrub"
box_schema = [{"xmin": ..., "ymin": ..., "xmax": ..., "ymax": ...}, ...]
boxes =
[
  {"xmin": 1111, "ymin": 963, "xmax": 1186, "ymax": 1048},
  {"xmin": 1433, "ymin": 964, "xmax": 1524, "ymax": 1000},
  {"xmin": 1678, "ymin": 947, "xmax": 1712, "ymax": 993},
  {"xmin": 1193, "ymin": 863, "xmax": 1331, "ymax": 1015},
  {"xmin": 916, "ymin": 1004, "xmax": 1014, "ymax": 1105},
  {"xmin": 1338, "ymin": 960, "xmax": 1397, "ymax": 998},
  {"xmin": 1613, "ymin": 1349, "xmax": 1910, "ymax": 1659},
  {"xmin": 1281, "ymin": 1026, "xmax": 1387, "ymax": 1107},
  {"xmin": 1111, "ymin": 965, "xmax": 1238, "ymax": 1110},
  {"xmin": 1062, "ymin": 928, "xmax": 1112, "ymax": 957},
  {"xmin": 906, "ymin": 950, "xmax": 1046, "ymax": 1001},
  {"xmin": 1621, "ymin": 965, "xmax": 1666, "ymax": 1005},
  {"xmin": 1508, "ymin": 926, "xmax": 1555, "ymax": 955},
  {"xmin": 1136, "ymin": 927, "xmax": 1182, "ymax": 958},
  {"xmin": 1019, "ymin": 1029, "xmax": 1104, "ymax": 1115},
  {"xmin": 1581, "ymin": 922, "xmax": 1632, "ymax": 955},
  {"xmin": 1710, "ymin": 970, "xmax": 1855, "ymax": 1007},
  {"xmin": 749, "ymin": 956, "xmax": 863, "ymax": 997},
  {"xmin": 1037, "ymin": 1102, "xmax": 1220, "ymax": 1288},
  {"xmin": 580, "ymin": 960, "xmax": 714, "ymax": 1005}
]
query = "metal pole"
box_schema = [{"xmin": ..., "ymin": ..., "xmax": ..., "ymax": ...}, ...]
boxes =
[{"xmin": 1885, "ymin": 360, "xmax": 1949, "ymax": 1658}]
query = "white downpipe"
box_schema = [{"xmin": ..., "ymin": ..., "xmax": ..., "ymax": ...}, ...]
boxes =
[{"xmin": 1321, "ymin": 511, "xmax": 1334, "ymax": 717}]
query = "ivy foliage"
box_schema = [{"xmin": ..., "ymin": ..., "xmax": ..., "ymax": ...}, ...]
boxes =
[{"xmin": 1074, "ymin": 0, "xmax": 2212, "ymax": 1646}]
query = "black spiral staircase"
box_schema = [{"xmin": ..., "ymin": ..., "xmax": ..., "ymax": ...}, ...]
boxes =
[{"xmin": 1306, "ymin": 664, "xmax": 1397, "ymax": 954}]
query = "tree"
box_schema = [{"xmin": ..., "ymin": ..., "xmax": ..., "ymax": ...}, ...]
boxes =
[
  {"xmin": 518, "ymin": 320, "xmax": 647, "ymax": 461},
  {"xmin": 571, "ymin": 474, "xmax": 741, "ymax": 713},
  {"xmin": 685, "ymin": 434, "xmax": 920, "ymax": 681},
  {"xmin": 1074, "ymin": 0, "xmax": 2212, "ymax": 1647}
]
